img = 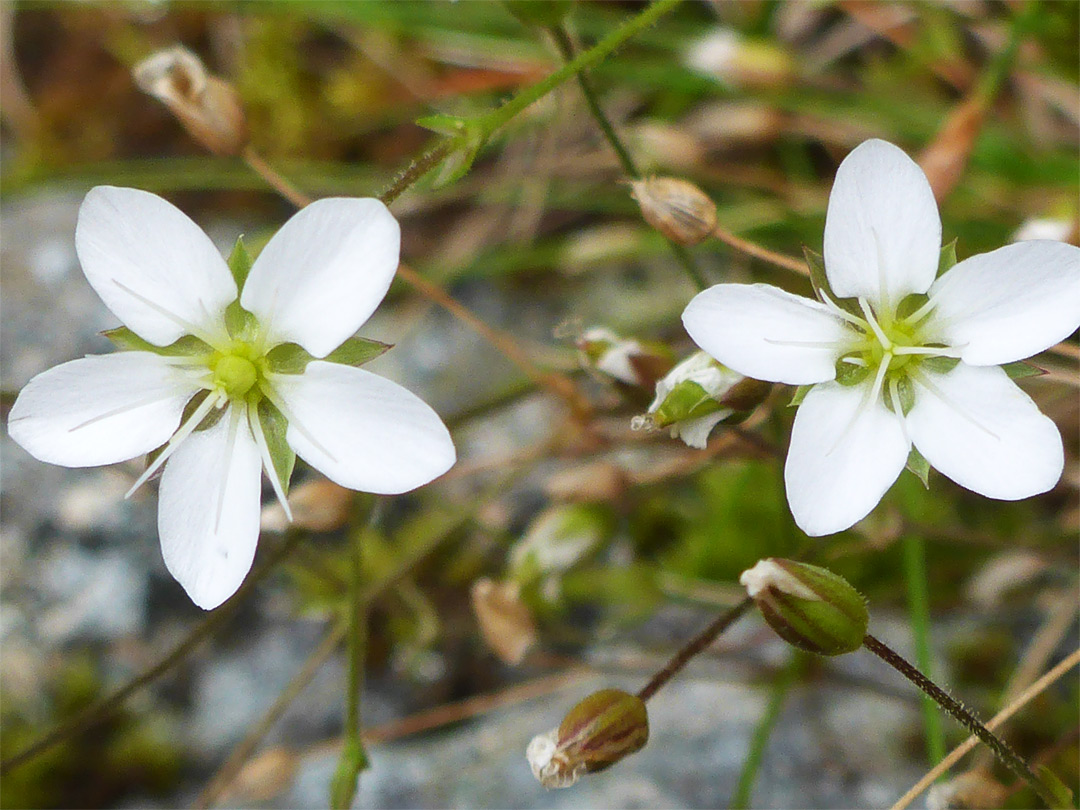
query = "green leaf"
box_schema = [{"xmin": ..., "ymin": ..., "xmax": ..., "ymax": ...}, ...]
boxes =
[
  {"xmin": 416, "ymin": 115, "xmax": 487, "ymax": 188},
  {"xmin": 1001, "ymin": 360, "xmax": 1045, "ymax": 380},
  {"xmin": 936, "ymin": 238, "xmax": 958, "ymax": 277},
  {"xmin": 789, "ymin": 385, "xmax": 812, "ymax": 407},
  {"xmin": 905, "ymin": 447, "xmax": 931, "ymax": 489},
  {"xmin": 1035, "ymin": 765, "xmax": 1074, "ymax": 810},
  {"xmin": 325, "ymin": 337, "xmax": 393, "ymax": 367},
  {"xmin": 224, "ymin": 300, "xmax": 259, "ymax": 342},
  {"xmin": 103, "ymin": 327, "xmax": 212, "ymax": 357},
  {"xmin": 227, "ymin": 236, "xmax": 253, "ymax": 291},
  {"xmin": 257, "ymin": 399, "xmax": 295, "ymax": 496}
]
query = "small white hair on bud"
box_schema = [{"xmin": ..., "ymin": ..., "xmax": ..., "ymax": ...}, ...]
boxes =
[{"xmin": 740, "ymin": 559, "xmax": 820, "ymax": 601}]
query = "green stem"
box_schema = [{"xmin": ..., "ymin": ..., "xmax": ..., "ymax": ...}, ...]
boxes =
[
  {"xmin": 0, "ymin": 532, "xmax": 303, "ymax": 775},
  {"xmin": 548, "ymin": 20, "xmax": 706, "ymax": 291},
  {"xmin": 330, "ymin": 498, "xmax": 375, "ymax": 810},
  {"xmin": 379, "ymin": 141, "xmax": 453, "ymax": 206},
  {"xmin": 731, "ymin": 654, "xmax": 801, "ymax": 809},
  {"xmin": 975, "ymin": 0, "xmax": 1038, "ymax": 104},
  {"xmin": 477, "ymin": 0, "xmax": 683, "ymax": 137},
  {"xmin": 862, "ymin": 634, "xmax": 1058, "ymax": 808},
  {"xmin": 902, "ymin": 533, "xmax": 946, "ymax": 768}
]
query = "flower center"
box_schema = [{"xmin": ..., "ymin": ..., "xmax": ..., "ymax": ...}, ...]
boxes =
[
  {"xmin": 833, "ymin": 295, "xmax": 958, "ymax": 414},
  {"xmin": 212, "ymin": 353, "xmax": 259, "ymax": 399}
]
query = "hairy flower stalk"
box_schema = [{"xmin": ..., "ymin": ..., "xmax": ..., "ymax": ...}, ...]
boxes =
[
  {"xmin": 683, "ymin": 139, "xmax": 1080, "ymax": 536},
  {"xmin": 8, "ymin": 187, "xmax": 455, "ymax": 609}
]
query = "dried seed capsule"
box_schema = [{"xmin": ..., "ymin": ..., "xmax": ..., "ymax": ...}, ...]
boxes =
[
  {"xmin": 631, "ymin": 177, "xmax": 717, "ymax": 246},
  {"xmin": 527, "ymin": 689, "xmax": 649, "ymax": 789},
  {"xmin": 576, "ymin": 326, "xmax": 674, "ymax": 390},
  {"xmin": 134, "ymin": 46, "xmax": 249, "ymax": 157},
  {"xmin": 740, "ymin": 558, "xmax": 868, "ymax": 656}
]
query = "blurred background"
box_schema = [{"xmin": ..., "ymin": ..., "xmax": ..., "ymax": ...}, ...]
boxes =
[{"xmin": 1, "ymin": 1, "xmax": 1077, "ymax": 808}]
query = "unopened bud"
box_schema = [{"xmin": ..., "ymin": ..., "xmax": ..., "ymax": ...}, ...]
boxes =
[
  {"xmin": 740, "ymin": 558, "xmax": 868, "ymax": 656},
  {"xmin": 527, "ymin": 689, "xmax": 648, "ymax": 789},
  {"xmin": 631, "ymin": 177, "xmax": 717, "ymax": 246},
  {"xmin": 640, "ymin": 352, "xmax": 769, "ymax": 449},
  {"xmin": 134, "ymin": 46, "xmax": 248, "ymax": 156},
  {"xmin": 576, "ymin": 327, "xmax": 673, "ymax": 389},
  {"xmin": 510, "ymin": 504, "xmax": 612, "ymax": 580}
]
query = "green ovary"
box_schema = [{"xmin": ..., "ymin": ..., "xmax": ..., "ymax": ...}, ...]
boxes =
[{"xmin": 213, "ymin": 354, "xmax": 259, "ymax": 399}]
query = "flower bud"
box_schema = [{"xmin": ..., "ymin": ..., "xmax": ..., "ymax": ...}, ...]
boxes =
[
  {"xmin": 740, "ymin": 558, "xmax": 868, "ymax": 656},
  {"xmin": 509, "ymin": 504, "xmax": 612, "ymax": 580},
  {"xmin": 527, "ymin": 689, "xmax": 649, "ymax": 789},
  {"xmin": 630, "ymin": 177, "xmax": 717, "ymax": 246},
  {"xmin": 634, "ymin": 352, "xmax": 770, "ymax": 449},
  {"xmin": 576, "ymin": 327, "xmax": 674, "ymax": 390},
  {"xmin": 133, "ymin": 46, "xmax": 248, "ymax": 156}
]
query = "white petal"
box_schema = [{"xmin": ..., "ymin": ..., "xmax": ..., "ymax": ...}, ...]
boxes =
[
  {"xmin": 270, "ymin": 361, "xmax": 454, "ymax": 494},
  {"xmin": 158, "ymin": 408, "xmax": 262, "ymax": 610},
  {"xmin": 241, "ymin": 198, "xmax": 400, "ymax": 358},
  {"xmin": 7, "ymin": 352, "xmax": 196, "ymax": 467},
  {"xmin": 76, "ymin": 187, "xmax": 236, "ymax": 346},
  {"xmin": 785, "ymin": 382, "xmax": 910, "ymax": 537},
  {"xmin": 682, "ymin": 284, "xmax": 851, "ymax": 385},
  {"xmin": 671, "ymin": 410, "xmax": 730, "ymax": 449},
  {"xmin": 924, "ymin": 241, "xmax": 1080, "ymax": 366},
  {"xmin": 908, "ymin": 364, "xmax": 1063, "ymax": 500},
  {"xmin": 823, "ymin": 139, "xmax": 941, "ymax": 307}
]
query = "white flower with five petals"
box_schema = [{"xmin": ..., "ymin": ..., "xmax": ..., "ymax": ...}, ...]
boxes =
[
  {"xmin": 8, "ymin": 187, "xmax": 455, "ymax": 608},
  {"xmin": 682, "ymin": 139, "xmax": 1080, "ymax": 537}
]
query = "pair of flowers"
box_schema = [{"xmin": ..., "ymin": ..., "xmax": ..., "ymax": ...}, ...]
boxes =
[{"xmin": 10, "ymin": 139, "xmax": 1078, "ymax": 609}]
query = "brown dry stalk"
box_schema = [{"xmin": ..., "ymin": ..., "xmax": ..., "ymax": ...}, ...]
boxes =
[{"xmin": 711, "ymin": 224, "xmax": 809, "ymax": 276}]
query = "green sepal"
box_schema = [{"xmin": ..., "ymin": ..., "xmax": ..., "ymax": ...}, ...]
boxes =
[
  {"xmin": 802, "ymin": 246, "xmax": 860, "ymax": 316},
  {"xmin": 256, "ymin": 399, "xmax": 295, "ymax": 497},
  {"xmin": 894, "ymin": 293, "xmax": 930, "ymax": 322},
  {"xmin": 415, "ymin": 114, "xmax": 486, "ymax": 188},
  {"xmin": 1001, "ymin": 360, "xmax": 1045, "ymax": 380},
  {"xmin": 834, "ymin": 357, "xmax": 870, "ymax": 386},
  {"xmin": 227, "ymin": 236, "xmax": 253, "ymax": 292},
  {"xmin": 265, "ymin": 338, "xmax": 392, "ymax": 375},
  {"xmin": 651, "ymin": 380, "xmax": 721, "ymax": 428},
  {"xmin": 936, "ymin": 238, "xmax": 958, "ymax": 277},
  {"xmin": 102, "ymin": 327, "xmax": 212, "ymax": 357},
  {"xmin": 789, "ymin": 385, "xmax": 812, "ymax": 407},
  {"xmin": 905, "ymin": 447, "xmax": 931, "ymax": 489},
  {"xmin": 224, "ymin": 300, "xmax": 259, "ymax": 342},
  {"xmin": 325, "ymin": 337, "xmax": 393, "ymax": 368},
  {"xmin": 921, "ymin": 355, "xmax": 961, "ymax": 375}
]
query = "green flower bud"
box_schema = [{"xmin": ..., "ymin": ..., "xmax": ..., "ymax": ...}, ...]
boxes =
[
  {"xmin": 635, "ymin": 352, "xmax": 770, "ymax": 449},
  {"xmin": 527, "ymin": 689, "xmax": 649, "ymax": 789},
  {"xmin": 740, "ymin": 558, "xmax": 868, "ymax": 656}
]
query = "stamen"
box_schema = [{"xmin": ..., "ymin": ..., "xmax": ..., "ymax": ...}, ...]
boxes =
[
  {"xmin": 901, "ymin": 295, "xmax": 938, "ymax": 327},
  {"xmin": 889, "ymin": 378, "xmax": 914, "ymax": 445},
  {"xmin": 858, "ymin": 298, "xmax": 892, "ymax": 350},
  {"xmin": 841, "ymin": 356, "xmax": 867, "ymax": 367},
  {"xmin": 112, "ymin": 278, "xmax": 225, "ymax": 349},
  {"xmin": 871, "ymin": 224, "xmax": 891, "ymax": 315},
  {"xmin": 891, "ymin": 345, "xmax": 963, "ymax": 358},
  {"xmin": 910, "ymin": 369, "xmax": 1000, "ymax": 441},
  {"xmin": 124, "ymin": 390, "xmax": 224, "ymax": 498},
  {"xmin": 819, "ymin": 291, "xmax": 869, "ymax": 329},
  {"xmin": 257, "ymin": 378, "xmax": 338, "ymax": 462},
  {"xmin": 248, "ymin": 401, "xmax": 294, "ymax": 522},
  {"xmin": 866, "ymin": 350, "xmax": 891, "ymax": 408},
  {"xmin": 763, "ymin": 338, "xmax": 846, "ymax": 349}
]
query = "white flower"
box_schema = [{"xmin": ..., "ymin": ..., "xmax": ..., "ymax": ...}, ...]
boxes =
[
  {"xmin": 682, "ymin": 139, "xmax": 1080, "ymax": 537},
  {"xmin": 8, "ymin": 187, "xmax": 456, "ymax": 609}
]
